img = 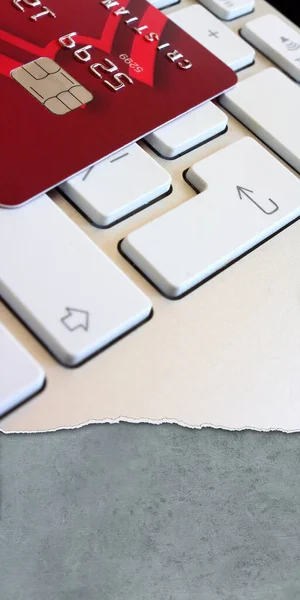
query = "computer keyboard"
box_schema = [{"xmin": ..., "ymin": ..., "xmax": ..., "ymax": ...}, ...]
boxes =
[{"xmin": 1, "ymin": 0, "xmax": 300, "ymax": 432}]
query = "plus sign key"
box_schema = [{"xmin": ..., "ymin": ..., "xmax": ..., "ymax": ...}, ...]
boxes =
[
  {"xmin": 170, "ymin": 5, "xmax": 254, "ymax": 71},
  {"xmin": 208, "ymin": 30, "xmax": 219, "ymax": 38}
]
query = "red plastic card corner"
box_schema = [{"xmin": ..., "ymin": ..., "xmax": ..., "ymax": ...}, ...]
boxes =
[{"xmin": 0, "ymin": 0, "xmax": 237, "ymax": 207}]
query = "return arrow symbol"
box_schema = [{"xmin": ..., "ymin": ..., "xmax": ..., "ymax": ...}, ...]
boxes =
[
  {"xmin": 236, "ymin": 186, "xmax": 279, "ymax": 215},
  {"xmin": 61, "ymin": 308, "xmax": 90, "ymax": 332}
]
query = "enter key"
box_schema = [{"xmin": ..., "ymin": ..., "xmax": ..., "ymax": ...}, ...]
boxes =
[{"xmin": 121, "ymin": 138, "xmax": 300, "ymax": 298}]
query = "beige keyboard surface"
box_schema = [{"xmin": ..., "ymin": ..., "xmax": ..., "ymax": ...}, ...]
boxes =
[{"xmin": 1, "ymin": 0, "xmax": 300, "ymax": 433}]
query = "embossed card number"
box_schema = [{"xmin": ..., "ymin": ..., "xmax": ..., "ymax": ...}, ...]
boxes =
[{"xmin": 59, "ymin": 33, "xmax": 134, "ymax": 92}]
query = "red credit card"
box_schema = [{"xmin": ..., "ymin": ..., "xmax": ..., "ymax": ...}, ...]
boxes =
[{"xmin": 1, "ymin": 0, "xmax": 237, "ymax": 207}]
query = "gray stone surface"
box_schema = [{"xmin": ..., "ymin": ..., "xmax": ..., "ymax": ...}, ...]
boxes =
[{"xmin": 1, "ymin": 425, "xmax": 300, "ymax": 600}]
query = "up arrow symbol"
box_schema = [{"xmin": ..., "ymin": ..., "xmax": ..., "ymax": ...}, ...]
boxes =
[
  {"xmin": 236, "ymin": 186, "xmax": 279, "ymax": 215},
  {"xmin": 61, "ymin": 307, "xmax": 89, "ymax": 332}
]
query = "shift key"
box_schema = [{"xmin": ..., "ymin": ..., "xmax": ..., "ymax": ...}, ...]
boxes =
[{"xmin": 0, "ymin": 195, "xmax": 152, "ymax": 366}]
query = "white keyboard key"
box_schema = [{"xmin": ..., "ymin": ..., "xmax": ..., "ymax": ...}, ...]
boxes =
[
  {"xmin": 0, "ymin": 195, "xmax": 152, "ymax": 367},
  {"xmin": 220, "ymin": 68, "xmax": 300, "ymax": 173},
  {"xmin": 170, "ymin": 5, "xmax": 254, "ymax": 71},
  {"xmin": 60, "ymin": 144, "xmax": 171, "ymax": 227},
  {"xmin": 121, "ymin": 138, "xmax": 300, "ymax": 298},
  {"xmin": 0, "ymin": 324, "xmax": 45, "ymax": 418},
  {"xmin": 242, "ymin": 14, "xmax": 300, "ymax": 82},
  {"xmin": 145, "ymin": 102, "xmax": 228, "ymax": 159},
  {"xmin": 148, "ymin": 0, "xmax": 179, "ymax": 8},
  {"xmin": 198, "ymin": 0, "xmax": 255, "ymax": 21}
]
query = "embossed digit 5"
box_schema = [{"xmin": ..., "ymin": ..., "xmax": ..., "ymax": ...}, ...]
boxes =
[
  {"xmin": 96, "ymin": 58, "xmax": 118, "ymax": 73},
  {"xmin": 104, "ymin": 72, "xmax": 134, "ymax": 92}
]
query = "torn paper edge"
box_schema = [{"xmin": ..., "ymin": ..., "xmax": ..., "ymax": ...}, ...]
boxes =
[{"xmin": 1, "ymin": 415, "xmax": 300, "ymax": 435}]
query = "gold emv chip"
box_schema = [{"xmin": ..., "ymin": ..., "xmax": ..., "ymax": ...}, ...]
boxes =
[{"xmin": 11, "ymin": 57, "xmax": 93, "ymax": 115}]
